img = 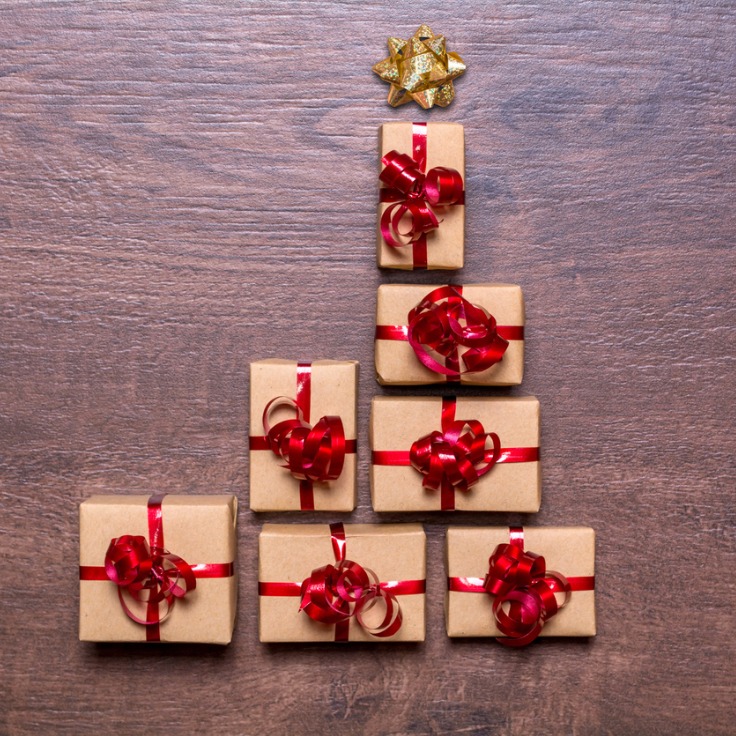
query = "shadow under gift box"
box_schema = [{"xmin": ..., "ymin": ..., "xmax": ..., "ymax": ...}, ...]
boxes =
[
  {"xmin": 258, "ymin": 523, "xmax": 426, "ymax": 643},
  {"xmin": 370, "ymin": 395, "xmax": 541, "ymax": 512},
  {"xmin": 378, "ymin": 121, "xmax": 465, "ymax": 271},
  {"xmin": 249, "ymin": 359, "xmax": 358, "ymax": 512},
  {"xmin": 445, "ymin": 526, "xmax": 596, "ymax": 639},
  {"xmin": 375, "ymin": 283, "xmax": 524, "ymax": 386},
  {"xmin": 79, "ymin": 495, "xmax": 238, "ymax": 644}
]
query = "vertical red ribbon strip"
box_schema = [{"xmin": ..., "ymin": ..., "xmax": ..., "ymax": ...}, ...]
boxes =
[{"xmin": 411, "ymin": 122, "xmax": 429, "ymax": 269}]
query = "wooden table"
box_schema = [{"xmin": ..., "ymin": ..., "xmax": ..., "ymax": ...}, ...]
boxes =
[{"xmin": 2, "ymin": 3, "xmax": 734, "ymax": 734}]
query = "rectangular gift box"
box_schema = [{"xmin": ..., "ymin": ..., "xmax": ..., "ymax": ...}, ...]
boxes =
[
  {"xmin": 375, "ymin": 283, "xmax": 524, "ymax": 386},
  {"xmin": 378, "ymin": 121, "xmax": 465, "ymax": 270},
  {"xmin": 446, "ymin": 526, "xmax": 596, "ymax": 639},
  {"xmin": 371, "ymin": 395, "xmax": 541, "ymax": 512},
  {"xmin": 249, "ymin": 359, "xmax": 358, "ymax": 512},
  {"xmin": 259, "ymin": 523, "xmax": 426, "ymax": 643},
  {"xmin": 79, "ymin": 494, "xmax": 238, "ymax": 644}
]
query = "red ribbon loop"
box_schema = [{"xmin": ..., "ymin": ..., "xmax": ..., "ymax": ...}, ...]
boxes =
[
  {"xmin": 407, "ymin": 286, "xmax": 509, "ymax": 378},
  {"xmin": 379, "ymin": 150, "xmax": 464, "ymax": 249},
  {"xmin": 298, "ymin": 523, "xmax": 403, "ymax": 639},
  {"xmin": 483, "ymin": 543, "xmax": 571, "ymax": 647},
  {"xmin": 410, "ymin": 420, "xmax": 501, "ymax": 495},
  {"xmin": 263, "ymin": 396, "xmax": 346, "ymax": 483},
  {"xmin": 104, "ymin": 534, "xmax": 196, "ymax": 627}
]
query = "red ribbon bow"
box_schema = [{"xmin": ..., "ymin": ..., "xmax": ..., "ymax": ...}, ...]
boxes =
[
  {"xmin": 410, "ymin": 418, "xmax": 501, "ymax": 496},
  {"xmin": 407, "ymin": 286, "xmax": 509, "ymax": 378},
  {"xmin": 104, "ymin": 533, "xmax": 196, "ymax": 628},
  {"xmin": 299, "ymin": 523, "xmax": 403, "ymax": 639},
  {"xmin": 483, "ymin": 543, "xmax": 571, "ymax": 647},
  {"xmin": 262, "ymin": 396, "xmax": 346, "ymax": 484},
  {"xmin": 379, "ymin": 150, "xmax": 464, "ymax": 249}
]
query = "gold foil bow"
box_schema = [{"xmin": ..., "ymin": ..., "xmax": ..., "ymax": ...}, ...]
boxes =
[{"xmin": 372, "ymin": 24, "xmax": 466, "ymax": 109}]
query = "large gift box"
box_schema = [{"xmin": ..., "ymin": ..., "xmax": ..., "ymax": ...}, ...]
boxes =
[
  {"xmin": 79, "ymin": 494, "xmax": 238, "ymax": 644},
  {"xmin": 375, "ymin": 283, "xmax": 524, "ymax": 385},
  {"xmin": 249, "ymin": 359, "xmax": 358, "ymax": 512},
  {"xmin": 259, "ymin": 523, "xmax": 426, "ymax": 642},
  {"xmin": 446, "ymin": 526, "xmax": 596, "ymax": 644},
  {"xmin": 371, "ymin": 395, "xmax": 540, "ymax": 512},
  {"xmin": 378, "ymin": 122, "xmax": 465, "ymax": 270}
]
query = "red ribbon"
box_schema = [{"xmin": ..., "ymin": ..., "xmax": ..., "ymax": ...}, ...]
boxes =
[
  {"xmin": 372, "ymin": 397, "xmax": 539, "ymax": 511},
  {"xmin": 375, "ymin": 285, "xmax": 523, "ymax": 381},
  {"xmin": 78, "ymin": 493, "xmax": 235, "ymax": 642},
  {"xmin": 448, "ymin": 527, "xmax": 595, "ymax": 647},
  {"xmin": 379, "ymin": 122, "xmax": 464, "ymax": 269},
  {"xmin": 249, "ymin": 362, "xmax": 356, "ymax": 511},
  {"xmin": 259, "ymin": 523, "xmax": 426, "ymax": 641}
]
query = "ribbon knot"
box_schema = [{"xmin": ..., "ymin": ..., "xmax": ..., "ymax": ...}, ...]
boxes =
[
  {"xmin": 379, "ymin": 150, "xmax": 464, "ymax": 249},
  {"xmin": 298, "ymin": 523, "xmax": 403, "ymax": 639},
  {"xmin": 262, "ymin": 396, "xmax": 346, "ymax": 483},
  {"xmin": 104, "ymin": 534, "xmax": 196, "ymax": 627},
  {"xmin": 407, "ymin": 286, "xmax": 509, "ymax": 378},
  {"xmin": 410, "ymin": 419, "xmax": 501, "ymax": 495},
  {"xmin": 483, "ymin": 543, "xmax": 571, "ymax": 647}
]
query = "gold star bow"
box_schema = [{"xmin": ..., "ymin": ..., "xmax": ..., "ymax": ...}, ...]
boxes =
[{"xmin": 372, "ymin": 24, "xmax": 466, "ymax": 109}]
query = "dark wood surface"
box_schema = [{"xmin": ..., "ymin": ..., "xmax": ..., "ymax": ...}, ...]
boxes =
[{"xmin": 1, "ymin": 2, "xmax": 734, "ymax": 734}]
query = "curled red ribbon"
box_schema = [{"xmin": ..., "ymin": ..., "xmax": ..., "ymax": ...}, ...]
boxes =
[
  {"xmin": 262, "ymin": 396, "xmax": 346, "ymax": 484},
  {"xmin": 104, "ymin": 533, "xmax": 196, "ymax": 628},
  {"xmin": 379, "ymin": 149, "xmax": 464, "ymax": 250},
  {"xmin": 299, "ymin": 523, "xmax": 403, "ymax": 640},
  {"xmin": 410, "ymin": 410, "xmax": 501, "ymax": 496},
  {"xmin": 406, "ymin": 286, "xmax": 510, "ymax": 378}
]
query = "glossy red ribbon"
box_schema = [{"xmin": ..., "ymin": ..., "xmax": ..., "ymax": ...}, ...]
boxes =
[
  {"xmin": 259, "ymin": 523, "xmax": 426, "ymax": 641},
  {"xmin": 372, "ymin": 397, "xmax": 539, "ymax": 511},
  {"xmin": 249, "ymin": 363, "xmax": 356, "ymax": 511},
  {"xmin": 375, "ymin": 285, "xmax": 523, "ymax": 381},
  {"xmin": 78, "ymin": 493, "xmax": 235, "ymax": 642},
  {"xmin": 379, "ymin": 122, "xmax": 464, "ymax": 269},
  {"xmin": 448, "ymin": 527, "xmax": 595, "ymax": 647}
]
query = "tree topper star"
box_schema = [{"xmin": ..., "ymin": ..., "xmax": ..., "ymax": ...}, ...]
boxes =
[{"xmin": 372, "ymin": 24, "xmax": 466, "ymax": 109}]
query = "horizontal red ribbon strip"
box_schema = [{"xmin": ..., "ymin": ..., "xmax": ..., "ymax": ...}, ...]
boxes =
[
  {"xmin": 447, "ymin": 576, "xmax": 595, "ymax": 593},
  {"xmin": 372, "ymin": 447, "xmax": 539, "ymax": 466},
  {"xmin": 250, "ymin": 436, "xmax": 357, "ymax": 453},
  {"xmin": 80, "ymin": 562, "xmax": 235, "ymax": 582},
  {"xmin": 259, "ymin": 579, "xmax": 426, "ymax": 597},
  {"xmin": 375, "ymin": 324, "xmax": 525, "ymax": 342}
]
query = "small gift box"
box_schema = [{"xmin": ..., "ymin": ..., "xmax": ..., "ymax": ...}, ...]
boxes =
[
  {"xmin": 249, "ymin": 359, "xmax": 358, "ymax": 512},
  {"xmin": 378, "ymin": 122, "xmax": 465, "ymax": 270},
  {"xmin": 259, "ymin": 523, "xmax": 426, "ymax": 642},
  {"xmin": 79, "ymin": 494, "xmax": 238, "ymax": 644},
  {"xmin": 371, "ymin": 396, "xmax": 540, "ymax": 512},
  {"xmin": 446, "ymin": 526, "xmax": 596, "ymax": 645},
  {"xmin": 375, "ymin": 283, "xmax": 524, "ymax": 386}
]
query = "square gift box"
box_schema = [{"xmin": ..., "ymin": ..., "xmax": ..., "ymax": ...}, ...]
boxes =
[
  {"xmin": 378, "ymin": 121, "xmax": 465, "ymax": 270},
  {"xmin": 258, "ymin": 523, "xmax": 426, "ymax": 643},
  {"xmin": 79, "ymin": 494, "xmax": 238, "ymax": 644},
  {"xmin": 375, "ymin": 283, "xmax": 524, "ymax": 386},
  {"xmin": 446, "ymin": 526, "xmax": 596, "ymax": 642},
  {"xmin": 249, "ymin": 359, "xmax": 358, "ymax": 512},
  {"xmin": 371, "ymin": 395, "xmax": 541, "ymax": 512}
]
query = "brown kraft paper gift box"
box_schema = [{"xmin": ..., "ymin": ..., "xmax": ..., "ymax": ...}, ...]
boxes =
[
  {"xmin": 445, "ymin": 526, "xmax": 596, "ymax": 639},
  {"xmin": 249, "ymin": 359, "xmax": 358, "ymax": 512},
  {"xmin": 79, "ymin": 495, "xmax": 238, "ymax": 644},
  {"xmin": 375, "ymin": 283, "xmax": 524, "ymax": 386},
  {"xmin": 259, "ymin": 523, "xmax": 426, "ymax": 643},
  {"xmin": 378, "ymin": 121, "xmax": 464, "ymax": 270},
  {"xmin": 371, "ymin": 395, "xmax": 541, "ymax": 512}
]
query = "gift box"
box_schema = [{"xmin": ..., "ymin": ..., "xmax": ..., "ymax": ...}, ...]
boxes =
[
  {"xmin": 249, "ymin": 359, "xmax": 358, "ymax": 512},
  {"xmin": 79, "ymin": 494, "xmax": 238, "ymax": 644},
  {"xmin": 377, "ymin": 121, "xmax": 465, "ymax": 270},
  {"xmin": 446, "ymin": 526, "xmax": 596, "ymax": 644},
  {"xmin": 375, "ymin": 283, "xmax": 524, "ymax": 386},
  {"xmin": 371, "ymin": 395, "xmax": 540, "ymax": 512},
  {"xmin": 259, "ymin": 523, "xmax": 426, "ymax": 642}
]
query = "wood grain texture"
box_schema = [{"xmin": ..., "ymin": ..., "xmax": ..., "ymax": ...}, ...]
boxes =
[{"xmin": 1, "ymin": 1, "xmax": 734, "ymax": 734}]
